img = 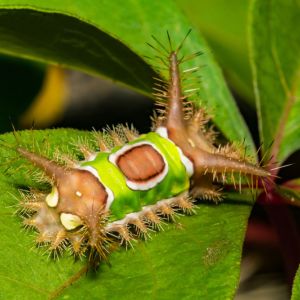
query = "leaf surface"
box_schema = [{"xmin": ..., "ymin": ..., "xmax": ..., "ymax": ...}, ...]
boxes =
[
  {"xmin": 176, "ymin": 0, "xmax": 254, "ymax": 103},
  {"xmin": 0, "ymin": 129, "xmax": 252, "ymax": 299},
  {"xmin": 0, "ymin": 1, "xmax": 257, "ymax": 298},
  {"xmin": 249, "ymin": 0, "xmax": 300, "ymax": 162},
  {"xmin": 0, "ymin": 0, "xmax": 254, "ymax": 147}
]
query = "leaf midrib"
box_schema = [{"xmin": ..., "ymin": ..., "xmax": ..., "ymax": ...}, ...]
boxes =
[
  {"xmin": 48, "ymin": 265, "xmax": 88, "ymax": 300},
  {"xmin": 254, "ymin": 0, "xmax": 300, "ymax": 165},
  {"xmin": 269, "ymin": 45, "xmax": 300, "ymax": 166},
  {"xmin": 0, "ymin": 273, "xmax": 49, "ymax": 296}
]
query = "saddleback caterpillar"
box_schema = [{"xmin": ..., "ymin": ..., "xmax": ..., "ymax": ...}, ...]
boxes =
[{"xmin": 8, "ymin": 31, "xmax": 270, "ymax": 267}]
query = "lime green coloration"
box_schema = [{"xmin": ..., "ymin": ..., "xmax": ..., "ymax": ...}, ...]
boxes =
[
  {"xmin": 249, "ymin": 0, "xmax": 300, "ymax": 162},
  {"xmin": 81, "ymin": 132, "xmax": 190, "ymax": 221},
  {"xmin": 0, "ymin": 129, "xmax": 252, "ymax": 299},
  {"xmin": 292, "ymin": 265, "xmax": 300, "ymax": 300}
]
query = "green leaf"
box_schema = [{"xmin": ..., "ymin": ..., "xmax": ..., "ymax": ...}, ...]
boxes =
[
  {"xmin": 292, "ymin": 265, "xmax": 300, "ymax": 300},
  {"xmin": 0, "ymin": 129, "xmax": 252, "ymax": 299},
  {"xmin": 0, "ymin": 2, "xmax": 257, "ymax": 298},
  {"xmin": 0, "ymin": 0, "xmax": 254, "ymax": 148},
  {"xmin": 176, "ymin": 0, "xmax": 254, "ymax": 104},
  {"xmin": 249, "ymin": 0, "xmax": 300, "ymax": 163}
]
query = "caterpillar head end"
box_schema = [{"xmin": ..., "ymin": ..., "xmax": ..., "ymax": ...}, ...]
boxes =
[
  {"xmin": 54, "ymin": 169, "xmax": 110, "ymax": 258},
  {"xmin": 18, "ymin": 147, "xmax": 110, "ymax": 262}
]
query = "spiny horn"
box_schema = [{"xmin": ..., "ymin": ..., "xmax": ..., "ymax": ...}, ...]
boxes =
[
  {"xmin": 17, "ymin": 147, "xmax": 66, "ymax": 180},
  {"xmin": 193, "ymin": 150, "xmax": 270, "ymax": 178},
  {"xmin": 167, "ymin": 52, "xmax": 185, "ymax": 130}
]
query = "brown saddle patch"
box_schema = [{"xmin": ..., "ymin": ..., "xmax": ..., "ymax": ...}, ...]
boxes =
[{"xmin": 116, "ymin": 144, "xmax": 165, "ymax": 182}]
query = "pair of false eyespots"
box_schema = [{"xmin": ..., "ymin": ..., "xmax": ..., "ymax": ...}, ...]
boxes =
[{"xmin": 46, "ymin": 186, "xmax": 83, "ymax": 230}]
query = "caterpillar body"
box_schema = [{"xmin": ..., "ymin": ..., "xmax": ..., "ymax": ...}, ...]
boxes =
[{"xmin": 13, "ymin": 33, "xmax": 270, "ymax": 266}]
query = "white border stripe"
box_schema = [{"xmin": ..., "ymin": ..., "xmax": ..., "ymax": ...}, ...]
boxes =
[
  {"xmin": 176, "ymin": 147, "xmax": 194, "ymax": 177},
  {"xmin": 77, "ymin": 165, "xmax": 115, "ymax": 211},
  {"xmin": 155, "ymin": 127, "xmax": 194, "ymax": 177}
]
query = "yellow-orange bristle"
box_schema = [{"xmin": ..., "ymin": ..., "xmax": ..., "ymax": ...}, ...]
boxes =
[
  {"xmin": 175, "ymin": 196, "xmax": 196, "ymax": 214},
  {"xmin": 143, "ymin": 210, "xmax": 162, "ymax": 227},
  {"xmin": 122, "ymin": 124, "xmax": 139, "ymax": 141},
  {"xmin": 157, "ymin": 203, "xmax": 177, "ymax": 221}
]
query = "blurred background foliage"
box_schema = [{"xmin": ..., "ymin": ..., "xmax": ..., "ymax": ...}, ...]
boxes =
[
  {"xmin": 0, "ymin": 55, "xmax": 44, "ymax": 131},
  {"xmin": 176, "ymin": 0, "xmax": 253, "ymax": 103},
  {"xmin": 0, "ymin": 0, "xmax": 252, "ymax": 134}
]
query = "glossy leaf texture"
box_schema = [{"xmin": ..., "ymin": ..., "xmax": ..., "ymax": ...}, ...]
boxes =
[
  {"xmin": 0, "ymin": 0, "xmax": 254, "ymax": 149},
  {"xmin": 249, "ymin": 0, "xmax": 300, "ymax": 163},
  {"xmin": 0, "ymin": 130, "xmax": 252, "ymax": 299}
]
